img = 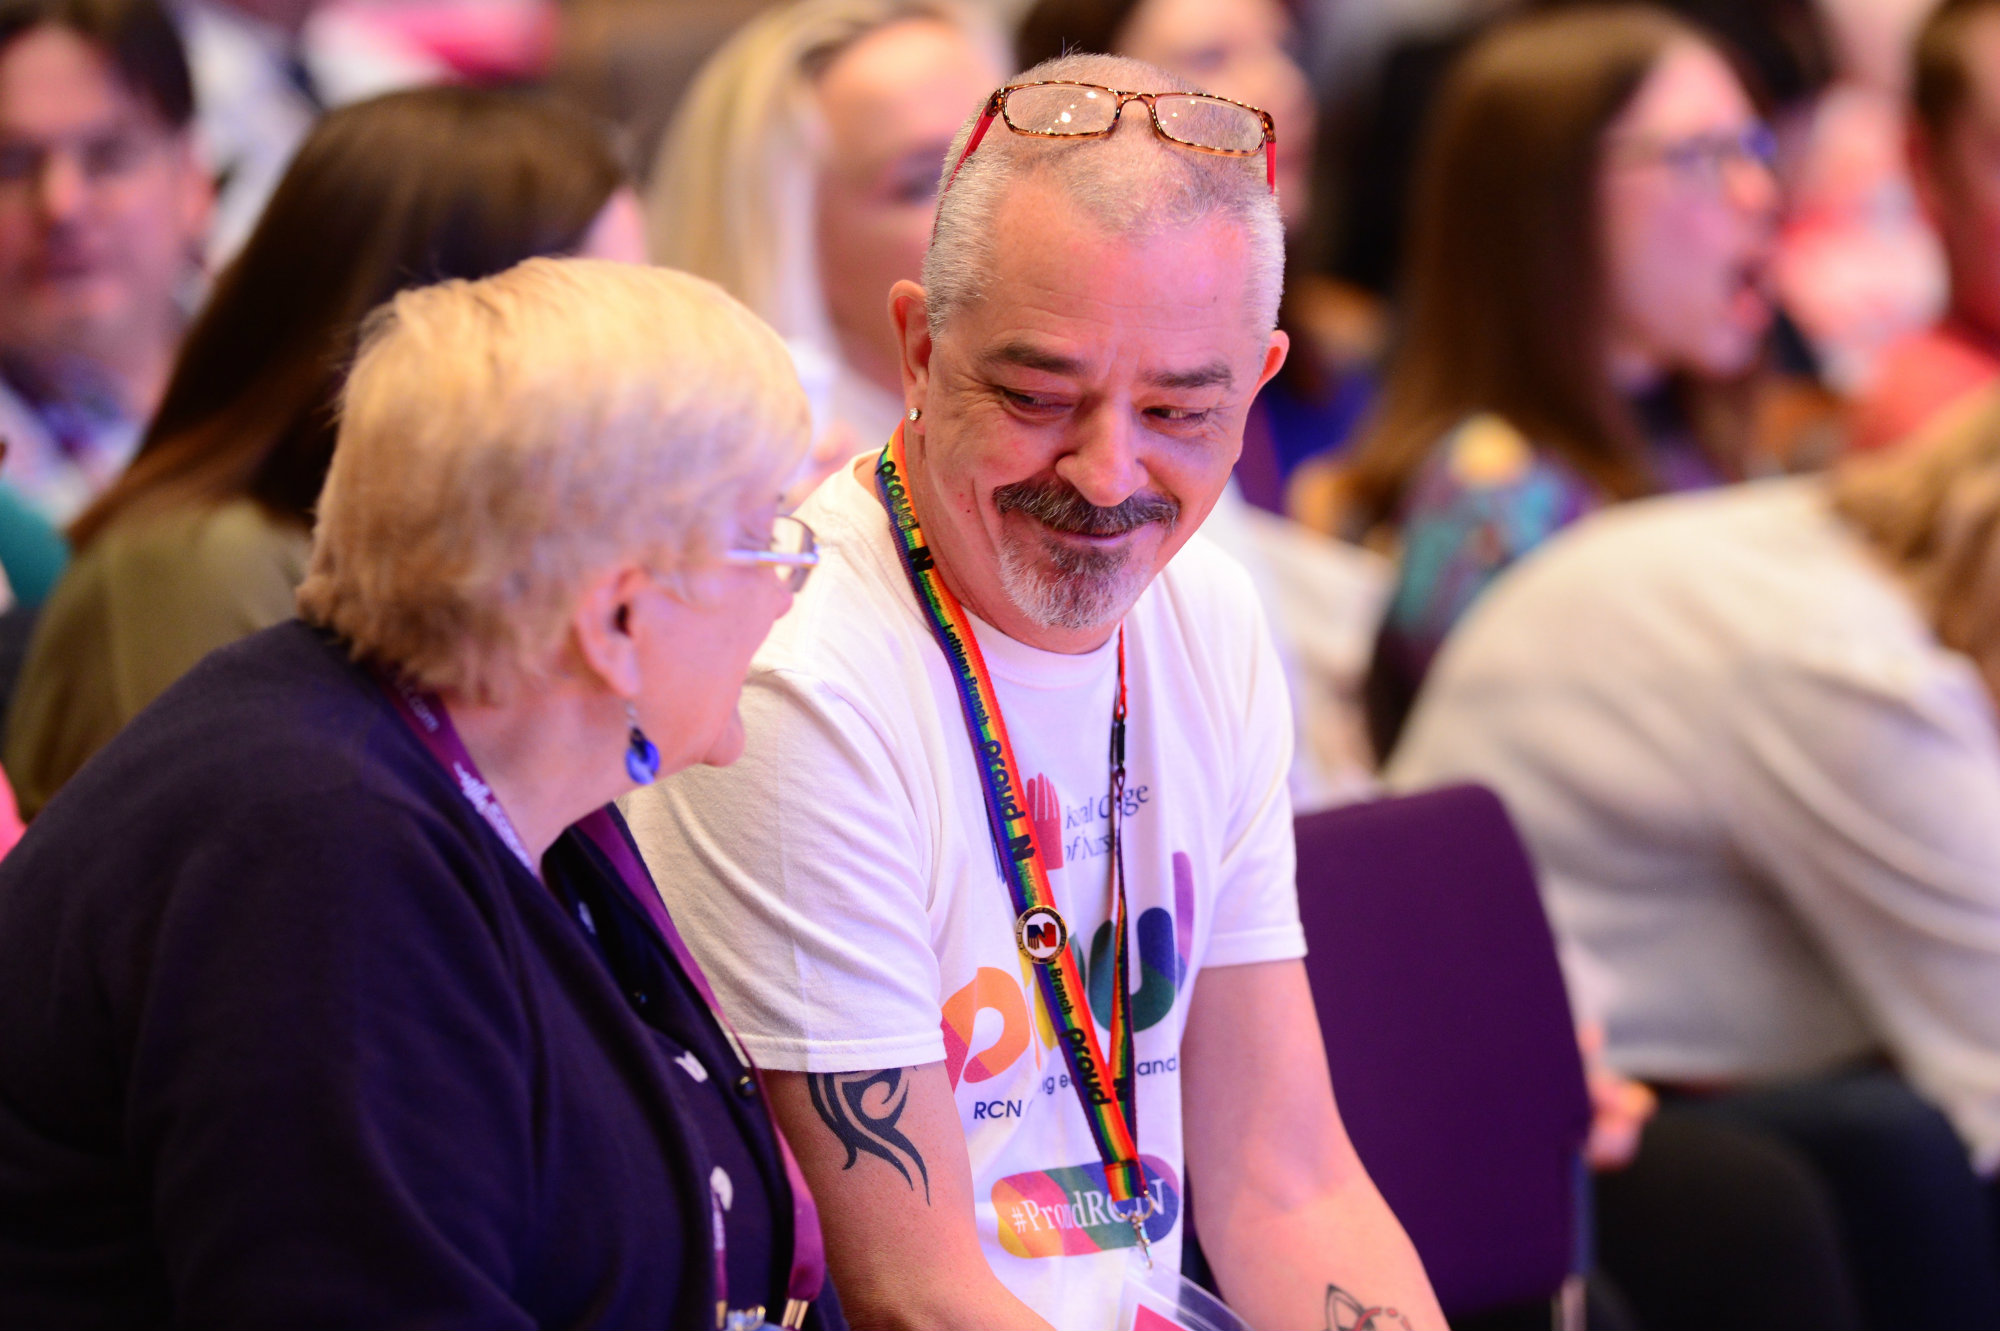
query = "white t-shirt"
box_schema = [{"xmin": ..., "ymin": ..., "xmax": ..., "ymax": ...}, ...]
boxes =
[
  {"xmin": 178, "ymin": 1, "xmax": 318, "ymax": 267},
  {"xmin": 626, "ymin": 461, "xmax": 1305, "ymax": 1327},
  {"xmin": 1389, "ymin": 477, "xmax": 2000, "ymax": 1170}
]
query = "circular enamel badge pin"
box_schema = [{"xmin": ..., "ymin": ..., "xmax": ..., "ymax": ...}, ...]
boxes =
[{"xmin": 1014, "ymin": 905, "xmax": 1069, "ymax": 964}]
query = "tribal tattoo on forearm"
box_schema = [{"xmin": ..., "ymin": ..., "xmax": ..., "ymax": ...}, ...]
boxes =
[
  {"xmin": 1324, "ymin": 1284, "xmax": 1416, "ymax": 1331},
  {"xmin": 806, "ymin": 1069, "xmax": 932, "ymax": 1205}
]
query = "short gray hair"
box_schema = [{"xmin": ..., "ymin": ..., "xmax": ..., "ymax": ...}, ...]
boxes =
[
  {"xmin": 298, "ymin": 257, "xmax": 810, "ymax": 702},
  {"xmin": 922, "ymin": 52, "xmax": 1285, "ymax": 337}
]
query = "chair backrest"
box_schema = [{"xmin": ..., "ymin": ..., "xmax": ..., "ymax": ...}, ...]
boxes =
[{"xmin": 1296, "ymin": 783, "xmax": 1591, "ymax": 1317}]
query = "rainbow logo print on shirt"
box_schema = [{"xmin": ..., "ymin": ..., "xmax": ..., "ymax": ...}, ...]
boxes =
[
  {"xmin": 942, "ymin": 850, "xmax": 1198, "ymax": 1090},
  {"xmin": 993, "ymin": 1153, "xmax": 1181, "ymax": 1258}
]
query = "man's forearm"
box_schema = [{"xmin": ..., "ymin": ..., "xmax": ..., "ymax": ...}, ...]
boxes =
[
  {"xmin": 1196, "ymin": 1176, "xmax": 1442, "ymax": 1331},
  {"xmin": 1180, "ymin": 963, "xmax": 1445, "ymax": 1330}
]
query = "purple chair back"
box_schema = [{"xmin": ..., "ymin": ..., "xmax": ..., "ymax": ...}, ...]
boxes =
[{"xmin": 1297, "ymin": 784, "xmax": 1591, "ymax": 1317}]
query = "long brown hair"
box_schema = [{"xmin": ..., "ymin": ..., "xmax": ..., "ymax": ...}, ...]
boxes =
[
  {"xmin": 1342, "ymin": 5, "xmax": 1712, "ymax": 530},
  {"xmin": 69, "ymin": 86, "xmax": 626, "ymax": 550}
]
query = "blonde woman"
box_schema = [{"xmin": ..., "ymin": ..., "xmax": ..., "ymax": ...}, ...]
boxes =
[
  {"xmin": 1392, "ymin": 386, "xmax": 2000, "ymax": 1325},
  {"xmin": 0, "ymin": 260, "xmax": 846, "ymax": 1330},
  {"xmin": 648, "ymin": 0, "xmax": 1001, "ymax": 460}
]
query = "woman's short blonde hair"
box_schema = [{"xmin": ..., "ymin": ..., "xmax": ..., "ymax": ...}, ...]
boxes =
[
  {"xmin": 297, "ymin": 257, "xmax": 810, "ymax": 700},
  {"xmin": 1834, "ymin": 387, "xmax": 2000, "ymax": 699},
  {"xmin": 646, "ymin": 0, "xmax": 999, "ymax": 346}
]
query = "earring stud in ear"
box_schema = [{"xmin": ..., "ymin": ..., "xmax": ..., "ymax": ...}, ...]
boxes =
[
  {"xmin": 907, "ymin": 407, "xmax": 921, "ymax": 423},
  {"xmin": 624, "ymin": 701, "xmax": 661, "ymax": 785}
]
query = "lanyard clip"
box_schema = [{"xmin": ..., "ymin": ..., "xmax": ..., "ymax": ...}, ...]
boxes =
[
  {"xmin": 1112, "ymin": 1191, "xmax": 1157, "ymax": 1270},
  {"xmin": 1129, "ymin": 1211, "xmax": 1154, "ymax": 1269}
]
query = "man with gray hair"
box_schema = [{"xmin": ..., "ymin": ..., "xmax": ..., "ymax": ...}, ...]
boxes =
[{"xmin": 629, "ymin": 53, "xmax": 1442, "ymax": 1330}]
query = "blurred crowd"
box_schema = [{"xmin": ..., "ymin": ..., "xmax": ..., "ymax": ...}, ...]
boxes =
[{"xmin": 3, "ymin": 0, "xmax": 2000, "ymax": 1326}]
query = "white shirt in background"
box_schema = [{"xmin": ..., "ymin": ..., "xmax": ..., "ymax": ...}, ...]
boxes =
[
  {"xmin": 1389, "ymin": 477, "xmax": 2000, "ymax": 1170},
  {"xmin": 178, "ymin": 1, "xmax": 319, "ymax": 266},
  {"xmin": 626, "ymin": 462, "xmax": 1305, "ymax": 1328},
  {"xmin": 178, "ymin": 0, "xmax": 443, "ymax": 266},
  {"xmin": 1200, "ymin": 480, "xmax": 1388, "ymax": 812}
]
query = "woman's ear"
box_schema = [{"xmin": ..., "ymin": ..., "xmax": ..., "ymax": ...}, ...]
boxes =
[{"xmin": 568, "ymin": 564, "xmax": 654, "ymax": 700}]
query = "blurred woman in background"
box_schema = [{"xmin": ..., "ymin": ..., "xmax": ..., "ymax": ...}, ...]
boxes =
[
  {"xmin": 1325, "ymin": 4, "xmax": 1780, "ymax": 760},
  {"xmin": 648, "ymin": 0, "xmax": 1002, "ymax": 458},
  {"xmin": 1393, "ymin": 386, "xmax": 2000, "ymax": 1329},
  {"xmin": 5, "ymin": 85, "xmax": 646, "ymax": 817}
]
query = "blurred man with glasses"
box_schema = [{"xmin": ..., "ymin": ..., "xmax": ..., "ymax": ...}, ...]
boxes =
[
  {"xmin": 631, "ymin": 51, "xmax": 1442, "ymax": 1331},
  {"xmin": 0, "ymin": 0, "xmax": 207, "ymax": 534}
]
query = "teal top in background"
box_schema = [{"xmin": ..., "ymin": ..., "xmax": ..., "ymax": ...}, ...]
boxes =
[{"xmin": 0, "ymin": 483, "xmax": 67, "ymax": 607}]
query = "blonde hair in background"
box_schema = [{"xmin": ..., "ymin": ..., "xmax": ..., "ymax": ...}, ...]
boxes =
[
  {"xmin": 1834, "ymin": 387, "xmax": 2000, "ymax": 700},
  {"xmin": 297, "ymin": 257, "xmax": 810, "ymax": 702},
  {"xmin": 647, "ymin": 0, "xmax": 1000, "ymax": 348}
]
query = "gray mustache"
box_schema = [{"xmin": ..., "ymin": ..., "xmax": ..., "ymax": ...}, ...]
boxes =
[{"xmin": 992, "ymin": 478, "xmax": 1180, "ymax": 537}]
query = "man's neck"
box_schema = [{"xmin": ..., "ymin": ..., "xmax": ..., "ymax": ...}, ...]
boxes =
[
  {"xmin": 960, "ymin": 588, "xmax": 1117, "ymax": 656},
  {"xmin": 440, "ymin": 685, "xmax": 627, "ymax": 872}
]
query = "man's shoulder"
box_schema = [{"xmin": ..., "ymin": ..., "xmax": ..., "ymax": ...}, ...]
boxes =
[
  {"xmin": 1157, "ymin": 526, "xmax": 1262, "ymax": 597},
  {"xmin": 1132, "ymin": 529, "xmax": 1272, "ymax": 667}
]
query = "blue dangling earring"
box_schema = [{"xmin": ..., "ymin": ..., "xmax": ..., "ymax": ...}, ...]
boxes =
[{"xmin": 624, "ymin": 701, "xmax": 661, "ymax": 785}]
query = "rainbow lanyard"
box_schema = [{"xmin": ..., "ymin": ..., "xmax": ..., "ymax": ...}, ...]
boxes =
[{"xmin": 874, "ymin": 426, "xmax": 1156, "ymax": 1255}]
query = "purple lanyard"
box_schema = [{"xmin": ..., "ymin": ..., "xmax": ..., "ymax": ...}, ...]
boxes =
[{"xmin": 377, "ymin": 671, "xmax": 826, "ymax": 1328}]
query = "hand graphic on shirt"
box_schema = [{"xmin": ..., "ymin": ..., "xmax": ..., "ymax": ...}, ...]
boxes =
[
  {"xmin": 1081, "ymin": 852, "xmax": 1197, "ymax": 1033},
  {"xmin": 1026, "ymin": 773, "xmax": 1064, "ymax": 870}
]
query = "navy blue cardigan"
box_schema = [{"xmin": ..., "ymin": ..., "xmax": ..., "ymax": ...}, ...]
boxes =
[{"xmin": 0, "ymin": 621, "xmax": 843, "ymax": 1330}]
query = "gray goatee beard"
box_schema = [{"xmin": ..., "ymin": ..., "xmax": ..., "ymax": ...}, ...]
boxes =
[{"xmin": 990, "ymin": 479, "xmax": 1179, "ymax": 633}]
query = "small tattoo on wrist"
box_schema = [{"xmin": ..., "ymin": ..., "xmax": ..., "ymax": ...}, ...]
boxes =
[{"xmin": 1325, "ymin": 1284, "xmax": 1415, "ymax": 1331}]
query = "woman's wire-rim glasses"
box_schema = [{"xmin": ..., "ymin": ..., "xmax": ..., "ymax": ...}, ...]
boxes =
[
  {"xmin": 723, "ymin": 514, "xmax": 819, "ymax": 593},
  {"xmin": 942, "ymin": 81, "xmax": 1279, "ymax": 197},
  {"xmin": 1607, "ymin": 123, "xmax": 1778, "ymax": 191}
]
